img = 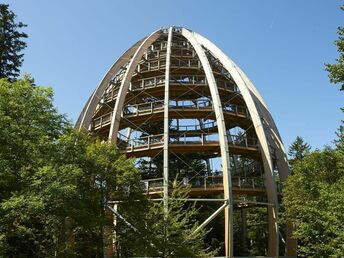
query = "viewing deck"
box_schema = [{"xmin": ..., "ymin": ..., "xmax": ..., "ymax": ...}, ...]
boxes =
[
  {"xmin": 141, "ymin": 176, "xmax": 266, "ymax": 197},
  {"xmin": 92, "ymin": 100, "xmax": 251, "ymax": 132},
  {"xmin": 118, "ymin": 133, "xmax": 260, "ymax": 159},
  {"xmin": 96, "ymin": 74, "xmax": 242, "ymax": 110}
]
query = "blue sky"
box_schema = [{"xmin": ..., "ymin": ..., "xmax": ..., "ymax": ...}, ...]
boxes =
[{"xmin": 4, "ymin": 0, "xmax": 343, "ymax": 150}]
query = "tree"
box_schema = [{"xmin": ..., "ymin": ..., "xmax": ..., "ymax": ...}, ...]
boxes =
[
  {"xmin": 282, "ymin": 6, "xmax": 344, "ymax": 257},
  {"xmin": 0, "ymin": 78, "xmax": 213, "ymax": 257},
  {"xmin": 0, "ymin": 130, "xmax": 145, "ymax": 257},
  {"xmin": 140, "ymin": 182, "xmax": 215, "ymax": 257},
  {"xmin": 114, "ymin": 180, "xmax": 216, "ymax": 257},
  {"xmin": 288, "ymin": 136, "xmax": 311, "ymax": 168},
  {"xmin": 0, "ymin": 77, "xmax": 68, "ymax": 202},
  {"xmin": 326, "ymin": 5, "xmax": 344, "ymax": 91},
  {"xmin": 0, "ymin": 77, "xmax": 69, "ymax": 255},
  {"xmin": 0, "ymin": 78, "xmax": 146, "ymax": 256},
  {"xmin": 283, "ymin": 140, "xmax": 344, "ymax": 257},
  {"xmin": 246, "ymin": 207, "xmax": 268, "ymax": 256},
  {"xmin": 0, "ymin": 4, "xmax": 28, "ymax": 80}
]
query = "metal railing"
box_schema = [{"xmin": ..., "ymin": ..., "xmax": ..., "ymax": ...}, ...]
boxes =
[
  {"xmin": 223, "ymin": 103, "xmax": 250, "ymax": 117},
  {"xmin": 145, "ymin": 49, "xmax": 167, "ymax": 61},
  {"xmin": 216, "ymin": 78, "xmax": 239, "ymax": 92},
  {"xmin": 131, "ymin": 75, "xmax": 165, "ymax": 91},
  {"xmin": 169, "ymin": 132, "xmax": 218, "ymax": 145},
  {"xmin": 169, "ymin": 99, "xmax": 212, "ymax": 109},
  {"xmin": 228, "ymin": 134, "xmax": 258, "ymax": 148},
  {"xmin": 92, "ymin": 112, "xmax": 112, "ymax": 130},
  {"xmin": 121, "ymin": 132, "xmax": 257, "ymax": 149},
  {"xmin": 170, "ymin": 121, "xmax": 217, "ymax": 132},
  {"xmin": 138, "ymin": 60, "xmax": 166, "ymax": 72},
  {"xmin": 169, "ymin": 133, "xmax": 258, "ymax": 149},
  {"xmin": 101, "ymin": 87, "xmax": 120, "ymax": 103},
  {"xmin": 141, "ymin": 178, "xmax": 164, "ymax": 193},
  {"xmin": 170, "ymin": 58, "xmax": 201, "ymax": 68},
  {"xmin": 141, "ymin": 175, "xmax": 265, "ymax": 194},
  {"xmin": 100, "ymin": 75, "xmax": 240, "ymax": 104},
  {"xmin": 125, "ymin": 134, "xmax": 164, "ymax": 150},
  {"xmin": 151, "ymin": 41, "xmax": 168, "ymax": 50},
  {"xmin": 171, "ymin": 40, "xmax": 191, "ymax": 49},
  {"xmin": 123, "ymin": 100, "xmax": 164, "ymax": 116},
  {"xmin": 121, "ymin": 98, "xmax": 248, "ymax": 119},
  {"xmin": 171, "ymin": 48, "xmax": 195, "ymax": 58},
  {"xmin": 170, "ymin": 75, "xmax": 207, "ymax": 85}
]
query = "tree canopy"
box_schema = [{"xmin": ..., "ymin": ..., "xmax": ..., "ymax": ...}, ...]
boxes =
[
  {"xmin": 0, "ymin": 78, "xmax": 141, "ymax": 256},
  {"xmin": 0, "ymin": 4, "xmax": 27, "ymax": 80},
  {"xmin": 0, "ymin": 77, "xmax": 215, "ymax": 257},
  {"xmin": 282, "ymin": 5, "xmax": 344, "ymax": 256},
  {"xmin": 288, "ymin": 136, "xmax": 311, "ymax": 168},
  {"xmin": 325, "ymin": 5, "xmax": 344, "ymax": 91},
  {"xmin": 283, "ymin": 139, "xmax": 344, "ymax": 257}
]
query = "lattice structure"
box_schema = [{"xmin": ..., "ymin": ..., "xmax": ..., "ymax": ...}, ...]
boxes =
[{"xmin": 76, "ymin": 27, "xmax": 296, "ymax": 257}]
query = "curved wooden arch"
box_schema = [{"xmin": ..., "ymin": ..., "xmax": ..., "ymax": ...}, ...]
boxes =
[
  {"xmin": 181, "ymin": 28, "xmax": 234, "ymax": 258},
  {"xmin": 76, "ymin": 38, "xmax": 145, "ymax": 130},
  {"xmin": 108, "ymin": 30, "xmax": 162, "ymax": 143},
  {"xmin": 193, "ymin": 31, "xmax": 280, "ymax": 256},
  {"xmin": 194, "ymin": 31, "xmax": 296, "ymax": 256}
]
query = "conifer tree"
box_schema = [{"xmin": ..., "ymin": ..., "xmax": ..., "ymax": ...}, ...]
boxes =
[
  {"xmin": 288, "ymin": 136, "xmax": 311, "ymax": 168},
  {"xmin": 0, "ymin": 4, "xmax": 28, "ymax": 80}
]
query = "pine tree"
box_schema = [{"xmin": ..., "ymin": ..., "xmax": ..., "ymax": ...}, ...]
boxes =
[
  {"xmin": 144, "ymin": 181, "xmax": 215, "ymax": 257},
  {"xmin": 116, "ymin": 181, "xmax": 216, "ymax": 257},
  {"xmin": 0, "ymin": 4, "xmax": 28, "ymax": 80},
  {"xmin": 288, "ymin": 136, "xmax": 311, "ymax": 168}
]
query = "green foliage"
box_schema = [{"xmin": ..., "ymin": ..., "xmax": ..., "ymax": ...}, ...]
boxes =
[
  {"xmin": 0, "ymin": 78, "xmax": 212, "ymax": 257},
  {"xmin": 0, "ymin": 78, "xmax": 135, "ymax": 256},
  {"xmin": 0, "ymin": 77, "xmax": 68, "ymax": 201},
  {"xmin": 283, "ymin": 7, "xmax": 344, "ymax": 255},
  {"xmin": 0, "ymin": 129, "xmax": 145, "ymax": 257},
  {"xmin": 0, "ymin": 77, "xmax": 68, "ymax": 256},
  {"xmin": 288, "ymin": 136, "xmax": 311, "ymax": 169},
  {"xmin": 0, "ymin": 4, "xmax": 28, "ymax": 80},
  {"xmin": 283, "ymin": 133, "xmax": 344, "ymax": 257},
  {"xmin": 138, "ymin": 182, "xmax": 215, "ymax": 257},
  {"xmin": 111, "ymin": 181, "xmax": 216, "ymax": 257},
  {"xmin": 246, "ymin": 207, "xmax": 268, "ymax": 255},
  {"xmin": 325, "ymin": 5, "xmax": 344, "ymax": 91}
]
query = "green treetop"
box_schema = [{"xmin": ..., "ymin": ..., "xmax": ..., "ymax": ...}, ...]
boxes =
[
  {"xmin": 0, "ymin": 4, "xmax": 28, "ymax": 80},
  {"xmin": 288, "ymin": 136, "xmax": 311, "ymax": 168},
  {"xmin": 325, "ymin": 5, "xmax": 344, "ymax": 91}
]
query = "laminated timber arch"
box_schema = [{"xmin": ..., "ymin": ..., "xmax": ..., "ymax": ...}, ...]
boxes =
[
  {"xmin": 76, "ymin": 38, "xmax": 146, "ymax": 130},
  {"xmin": 76, "ymin": 27, "xmax": 296, "ymax": 258},
  {"xmin": 180, "ymin": 28, "xmax": 234, "ymax": 257},
  {"xmin": 194, "ymin": 32, "xmax": 297, "ymax": 256}
]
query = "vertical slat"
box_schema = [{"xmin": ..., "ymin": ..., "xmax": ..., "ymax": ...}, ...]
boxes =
[{"xmin": 163, "ymin": 27, "xmax": 173, "ymax": 211}]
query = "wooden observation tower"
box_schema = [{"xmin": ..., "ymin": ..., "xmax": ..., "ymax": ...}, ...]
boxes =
[{"xmin": 76, "ymin": 27, "xmax": 296, "ymax": 257}]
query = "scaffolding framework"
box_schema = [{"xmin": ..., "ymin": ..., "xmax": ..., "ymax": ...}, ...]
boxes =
[{"xmin": 76, "ymin": 27, "xmax": 296, "ymax": 257}]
